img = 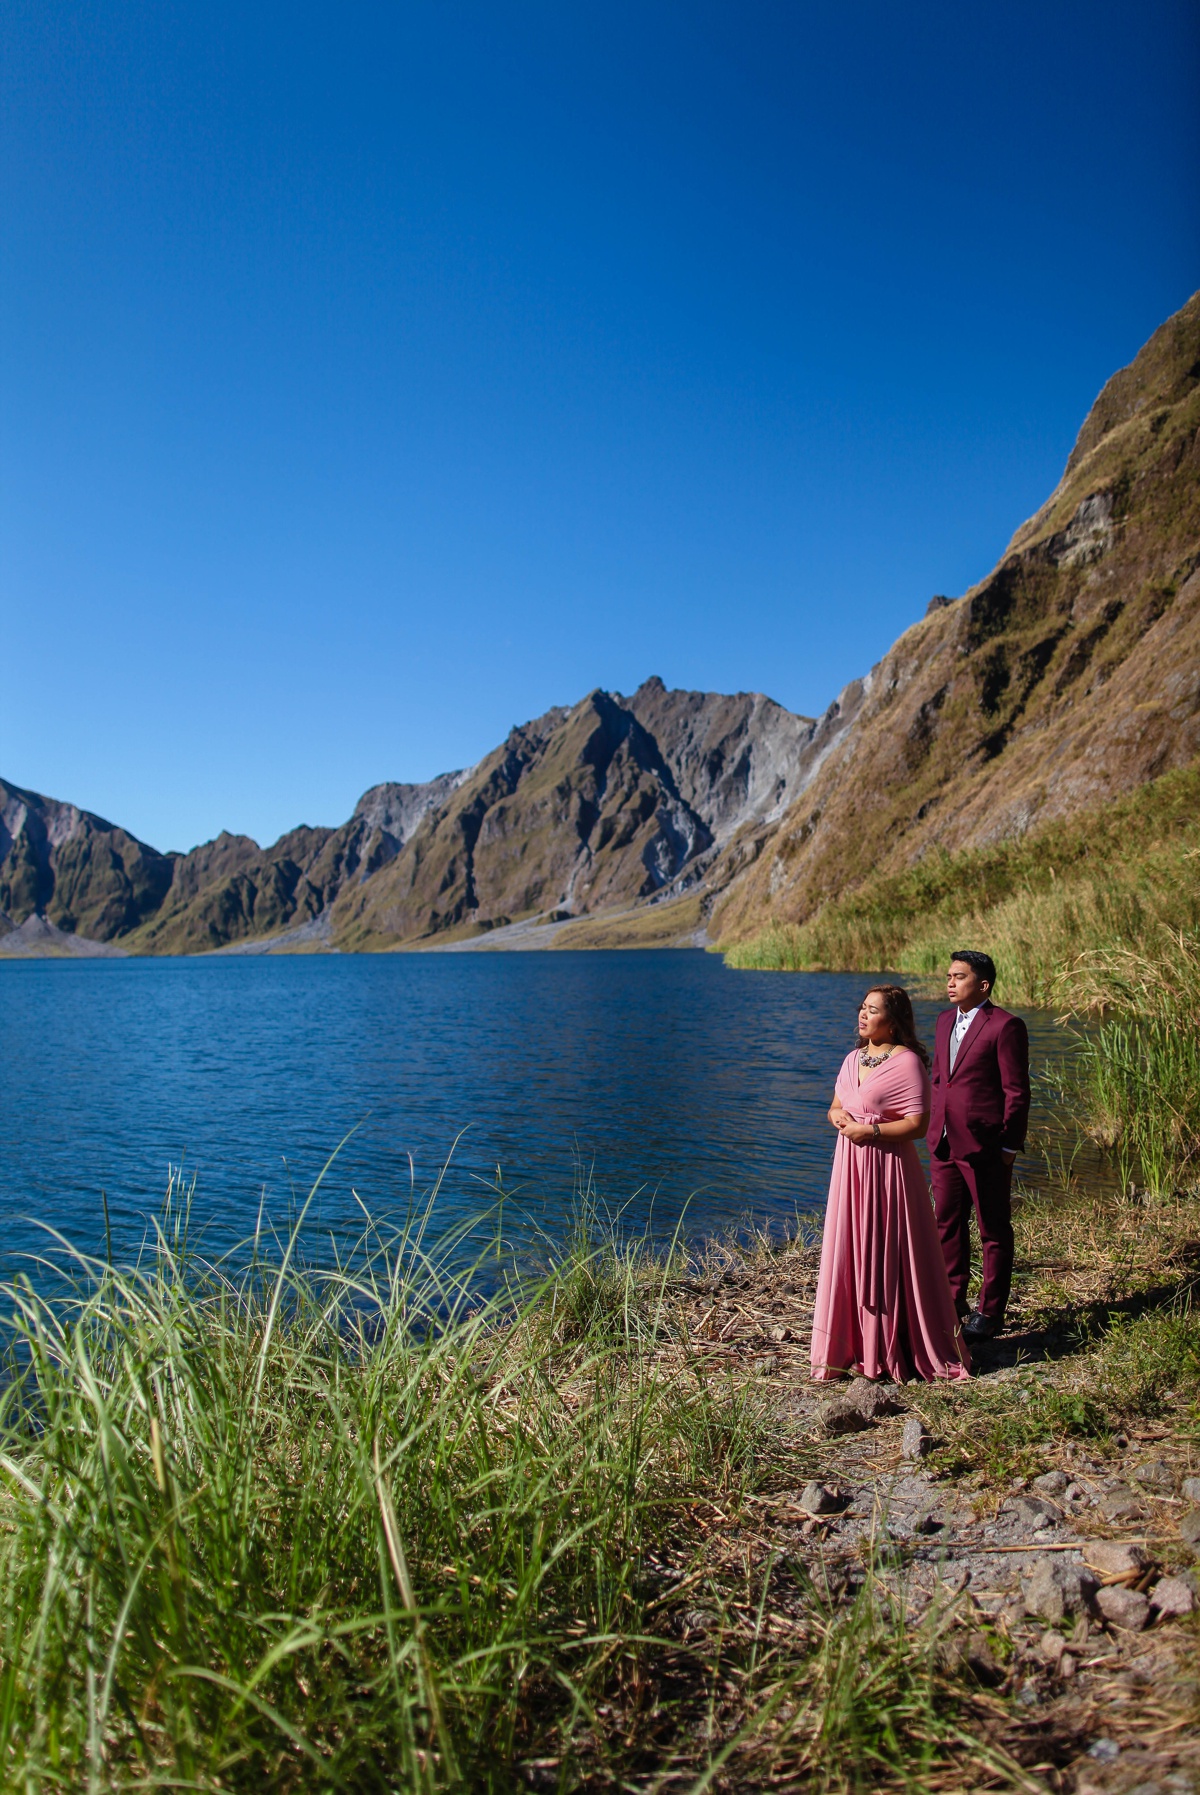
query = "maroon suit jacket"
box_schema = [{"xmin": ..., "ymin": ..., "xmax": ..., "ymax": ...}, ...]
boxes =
[{"xmin": 926, "ymin": 1001, "xmax": 1030, "ymax": 1161}]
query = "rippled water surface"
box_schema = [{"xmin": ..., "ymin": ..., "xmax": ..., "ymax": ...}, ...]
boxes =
[{"xmin": 0, "ymin": 952, "xmax": 1071, "ymax": 1277}]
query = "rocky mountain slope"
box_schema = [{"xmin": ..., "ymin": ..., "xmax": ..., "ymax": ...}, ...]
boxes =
[
  {"xmin": 709, "ymin": 290, "xmax": 1200, "ymax": 943},
  {"xmin": 0, "ymin": 682, "xmax": 814, "ymax": 952},
  {"xmin": 4, "ymin": 291, "xmax": 1197, "ymax": 957}
]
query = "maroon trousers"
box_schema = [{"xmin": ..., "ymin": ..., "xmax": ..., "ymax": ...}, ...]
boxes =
[{"xmin": 931, "ymin": 1151, "xmax": 1014, "ymax": 1323}]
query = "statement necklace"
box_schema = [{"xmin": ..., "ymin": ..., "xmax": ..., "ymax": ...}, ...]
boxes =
[{"xmin": 859, "ymin": 1045, "xmax": 895, "ymax": 1069}]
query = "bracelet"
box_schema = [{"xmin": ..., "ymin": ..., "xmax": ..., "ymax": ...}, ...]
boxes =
[{"xmin": 872, "ymin": 1122, "xmax": 881, "ymax": 1140}]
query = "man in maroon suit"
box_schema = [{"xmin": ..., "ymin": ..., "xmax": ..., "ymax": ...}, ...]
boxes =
[{"xmin": 928, "ymin": 950, "xmax": 1031, "ymax": 1342}]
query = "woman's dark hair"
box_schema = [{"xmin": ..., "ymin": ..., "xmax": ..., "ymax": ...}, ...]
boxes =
[
  {"xmin": 950, "ymin": 948, "xmax": 997, "ymax": 990},
  {"xmin": 857, "ymin": 985, "xmax": 931, "ymax": 1068}
]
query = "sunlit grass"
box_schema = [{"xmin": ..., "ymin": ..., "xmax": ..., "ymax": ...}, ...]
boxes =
[{"xmin": 0, "ymin": 1162, "xmax": 1029, "ymax": 1793}]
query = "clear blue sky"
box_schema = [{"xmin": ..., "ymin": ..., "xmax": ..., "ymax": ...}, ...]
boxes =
[{"xmin": 2, "ymin": 1, "xmax": 1197, "ymax": 853}]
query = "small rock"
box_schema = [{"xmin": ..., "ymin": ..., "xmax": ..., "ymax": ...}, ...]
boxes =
[
  {"xmin": 799, "ymin": 1480, "xmax": 841, "ymax": 1515},
  {"xmin": 757, "ymin": 1354, "xmax": 780, "ymax": 1375},
  {"xmin": 1021, "ymin": 1556, "xmax": 1096, "ymax": 1623},
  {"xmin": 1095, "ymin": 1585, "xmax": 1150, "ymax": 1631},
  {"xmin": 1178, "ymin": 1507, "xmax": 1200, "ymax": 1546},
  {"xmin": 817, "ymin": 1398, "xmax": 870, "ymax": 1435},
  {"xmin": 1131, "ymin": 1459, "xmax": 1175, "ymax": 1492},
  {"xmin": 1064, "ymin": 1481, "xmax": 1089, "ymax": 1505},
  {"xmin": 1033, "ymin": 1470, "xmax": 1069, "ymax": 1496},
  {"xmin": 1016, "ymin": 1681, "xmax": 1040, "ymax": 1706},
  {"xmin": 901, "ymin": 1416, "xmax": 931, "ymax": 1459},
  {"xmin": 1181, "ymin": 1476, "xmax": 1200, "ymax": 1504},
  {"xmin": 1088, "ymin": 1738, "xmax": 1121, "ymax": 1764},
  {"xmin": 1059, "ymin": 1650, "xmax": 1077, "ymax": 1679},
  {"xmin": 1100, "ymin": 1487, "xmax": 1146, "ymax": 1523},
  {"xmin": 1149, "ymin": 1576, "xmax": 1196, "ymax": 1619},
  {"xmin": 1004, "ymin": 1493, "xmax": 1063, "ymax": 1528},
  {"xmin": 936, "ymin": 1629, "xmax": 997, "ymax": 1680},
  {"xmin": 1085, "ymin": 1541, "xmax": 1150, "ymax": 1578},
  {"xmin": 965, "ymin": 1630, "xmax": 1002, "ymax": 1684},
  {"xmin": 1037, "ymin": 1629, "xmax": 1067, "ymax": 1667},
  {"xmin": 768, "ymin": 1324, "xmax": 788, "ymax": 1342},
  {"xmin": 844, "ymin": 1376, "xmax": 904, "ymax": 1420}
]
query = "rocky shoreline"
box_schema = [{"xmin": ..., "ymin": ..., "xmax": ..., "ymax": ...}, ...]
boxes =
[{"xmin": 647, "ymin": 1222, "xmax": 1200, "ymax": 1793}]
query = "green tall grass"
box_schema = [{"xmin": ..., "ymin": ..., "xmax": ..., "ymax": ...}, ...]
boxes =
[
  {"xmin": 1053, "ymin": 929, "xmax": 1200, "ymax": 1195},
  {"xmin": 0, "ymin": 1177, "xmax": 1003, "ymax": 1792},
  {"xmin": 0, "ymin": 1177, "xmax": 751, "ymax": 1790}
]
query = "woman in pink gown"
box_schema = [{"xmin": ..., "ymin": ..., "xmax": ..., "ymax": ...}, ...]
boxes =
[{"xmin": 811, "ymin": 985, "xmax": 970, "ymax": 1384}]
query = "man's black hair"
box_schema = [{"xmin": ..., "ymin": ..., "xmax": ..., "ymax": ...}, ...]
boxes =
[{"xmin": 950, "ymin": 949, "xmax": 997, "ymax": 990}]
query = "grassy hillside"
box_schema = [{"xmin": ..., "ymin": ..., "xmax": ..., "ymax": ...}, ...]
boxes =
[{"xmin": 722, "ymin": 760, "xmax": 1200, "ymax": 1002}]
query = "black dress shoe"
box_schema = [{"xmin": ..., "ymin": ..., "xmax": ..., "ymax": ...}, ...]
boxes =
[{"xmin": 962, "ymin": 1310, "xmax": 1001, "ymax": 1342}]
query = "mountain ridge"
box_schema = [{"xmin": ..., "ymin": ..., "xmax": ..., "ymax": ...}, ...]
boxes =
[
  {"xmin": 1, "ymin": 678, "xmax": 815, "ymax": 953},
  {"xmin": 4, "ymin": 291, "xmax": 1198, "ymax": 958}
]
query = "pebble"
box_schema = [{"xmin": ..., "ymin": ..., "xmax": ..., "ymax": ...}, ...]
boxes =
[
  {"xmin": 964, "ymin": 1630, "xmax": 1002, "ymax": 1684},
  {"xmin": 846, "ymin": 1379, "xmax": 905, "ymax": 1421},
  {"xmin": 1149, "ymin": 1576, "xmax": 1196, "ymax": 1619},
  {"xmin": 1021, "ymin": 1555, "xmax": 1095, "ymax": 1623},
  {"xmin": 1095, "ymin": 1585, "xmax": 1150, "ymax": 1631},
  {"xmin": 1178, "ymin": 1507, "xmax": 1200, "ymax": 1546},
  {"xmin": 1004, "ymin": 1493, "xmax": 1063, "ymax": 1528},
  {"xmin": 1033, "ymin": 1469, "xmax": 1068, "ymax": 1495},
  {"xmin": 1131, "ymin": 1459, "xmax": 1175, "ymax": 1492},
  {"xmin": 1085, "ymin": 1541, "xmax": 1149, "ymax": 1577},
  {"xmin": 1088, "ymin": 1738, "xmax": 1121, "ymax": 1764},
  {"xmin": 1181, "ymin": 1476, "xmax": 1200, "ymax": 1504},
  {"xmin": 799, "ymin": 1480, "xmax": 841, "ymax": 1515},
  {"xmin": 1100, "ymin": 1486, "xmax": 1146, "ymax": 1523},
  {"xmin": 901, "ymin": 1416, "xmax": 931, "ymax": 1459}
]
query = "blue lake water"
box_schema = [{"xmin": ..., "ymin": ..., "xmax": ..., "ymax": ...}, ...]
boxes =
[{"xmin": 0, "ymin": 951, "xmax": 1072, "ymax": 1281}]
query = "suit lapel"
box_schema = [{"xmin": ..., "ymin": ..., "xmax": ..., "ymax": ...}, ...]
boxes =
[{"xmin": 949, "ymin": 1001, "xmax": 993, "ymax": 1080}]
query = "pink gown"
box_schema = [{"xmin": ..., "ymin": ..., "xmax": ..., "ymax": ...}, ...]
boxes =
[{"xmin": 810, "ymin": 1049, "xmax": 970, "ymax": 1383}]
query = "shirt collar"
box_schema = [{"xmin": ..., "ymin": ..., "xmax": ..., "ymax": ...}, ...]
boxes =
[{"xmin": 955, "ymin": 1003, "xmax": 983, "ymax": 1030}]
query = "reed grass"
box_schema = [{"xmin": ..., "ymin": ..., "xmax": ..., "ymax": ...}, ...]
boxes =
[
  {"xmin": 1052, "ymin": 928, "xmax": 1200, "ymax": 1195},
  {"xmin": 0, "ymin": 1177, "xmax": 1007, "ymax": 1793}
]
